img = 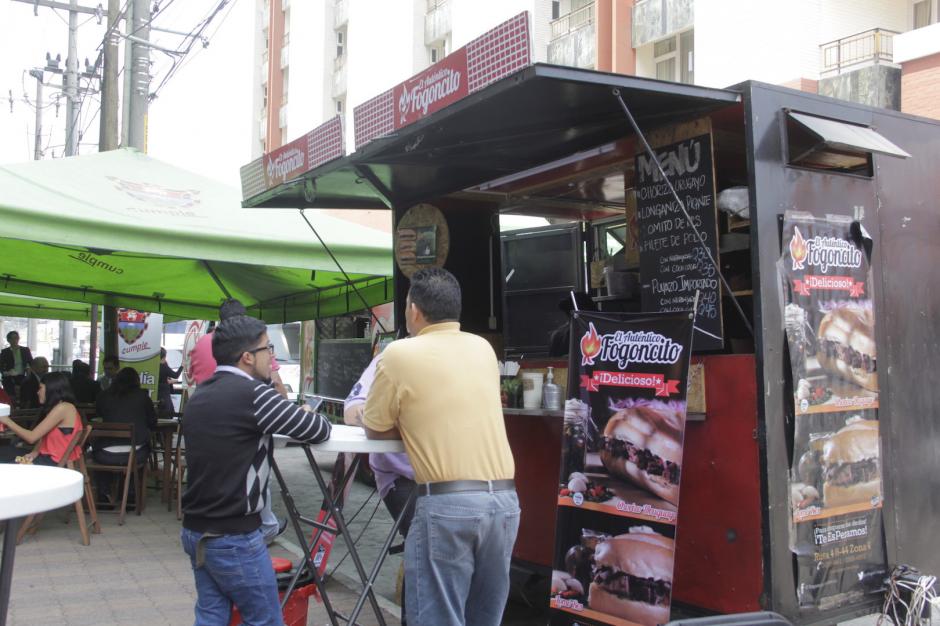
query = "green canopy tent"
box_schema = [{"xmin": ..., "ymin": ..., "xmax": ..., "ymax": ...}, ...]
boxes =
[
  {"xmin": 0, "ymin": 292, "xmax": 110, "ymax": 322},
  {"xmin": 0, "ymin": 149, "xmax": 392, "ymax": 322}
]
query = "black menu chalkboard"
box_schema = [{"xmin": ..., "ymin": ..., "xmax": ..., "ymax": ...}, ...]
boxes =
[
  {"xmin": 636, "ymin": 132, "xmax": 723, "ymax": 350},
  {"xmin": 314, "ymin": 338, "xmax": 374, "ymax": 400}
]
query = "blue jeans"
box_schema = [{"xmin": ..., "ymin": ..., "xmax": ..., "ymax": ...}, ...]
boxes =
[
  {"xmin": 405, "ymin": 490, "xmax": 520, "ymax": 626},
  {"xmin": 180, "ymin": 527, "xmax": 282, "ymax": 626}
]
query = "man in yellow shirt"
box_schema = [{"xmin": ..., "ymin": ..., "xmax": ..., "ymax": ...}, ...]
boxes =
[{"xmin": 363, "ymin": 267, "xmax": 519, "ymax": 626}]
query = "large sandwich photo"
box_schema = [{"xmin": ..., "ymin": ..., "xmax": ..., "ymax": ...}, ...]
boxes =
[
  {"xmin": 816, "ymin": 305, "xmax": 877, "ymax": 392},
  {"xmin": 796, "ymin": 418, "xmax": 882, "ymax": 512},
  {"xmin": 589, "ymin": 531, "xmax": 674, "ymax": 626},
  {"xmin": 600, "ymin": 405, "xmax": 683, "ymax": 505},
  {"xmin": 820, "ymin": 419, "xmax": 881, "ymax": 508},
  {"xmin": 557, "ymin": 527, "xmax": 675, "ymax": 626}
]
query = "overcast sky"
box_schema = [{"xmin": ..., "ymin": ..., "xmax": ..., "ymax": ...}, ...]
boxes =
[{"xmin": 0, "ymin": 0, "xmax": 255, "ymax": 188}]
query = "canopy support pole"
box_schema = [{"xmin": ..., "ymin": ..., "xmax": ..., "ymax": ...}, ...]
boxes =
[
  {"xmin": 201, "ymin": 260, "xmax": 232, "ymax": 300},
  {"xmin": 298, "ymin": 209, "xmax": 388, "ymax": 334},
  {"xmin": 611, "ymin": 88, "xmax": 754, "ymax": 339}
]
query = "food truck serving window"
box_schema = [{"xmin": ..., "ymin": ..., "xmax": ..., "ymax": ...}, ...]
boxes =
[{"xmin": 785, "ymin": 110, "xmax": 910, "ymax": 176}]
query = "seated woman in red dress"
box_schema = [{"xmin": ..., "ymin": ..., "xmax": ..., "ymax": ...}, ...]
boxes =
[{"xmin": 0, "ymin": 372, "xmax": 83, "ymax": 465}]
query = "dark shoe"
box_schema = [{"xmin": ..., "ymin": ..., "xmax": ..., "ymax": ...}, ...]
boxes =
[{"xmin": 277, "ymin": 517, "xmax": 288, "ymax": 538}]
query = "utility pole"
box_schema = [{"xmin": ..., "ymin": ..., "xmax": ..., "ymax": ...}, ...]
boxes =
[
  {"xmin": 120, "ymin": 0, "xmax": 133, "ymax": 146},
  {"xmin": 98, "ymin": 0, "xmax": 120, "ymax": 152},
  {"xmin": 95, "ymin": 0, "xmax": 121, "ymax": 369},
  {"xmin": 28, "ymin": 69, "xmax": 43, "ymax": 160},
  {"xmin": 64, "ymin": 0, "xmax": 80, "ymax": 157},
  {"xmin": 128, "ymin": 0, "xmax": 150, "ymax": 151}
]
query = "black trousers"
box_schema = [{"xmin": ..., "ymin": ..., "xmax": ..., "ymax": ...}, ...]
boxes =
[{"xmin": 382, "ymin": 477, "xmax": 417, "ymax": 625}]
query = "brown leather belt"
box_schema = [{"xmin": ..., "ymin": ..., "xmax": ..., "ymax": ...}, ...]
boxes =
[{"xmin": 418, "ymin": 479, "xmax": 515, "ymax": 497}]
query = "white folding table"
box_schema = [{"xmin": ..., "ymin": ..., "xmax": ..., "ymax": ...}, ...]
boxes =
[
  {"xmin": 0, "ymin": 465, "xmax": 83, "ymax": 626},
  {"xmin": 272, "ymin": 424, "xmax": 413, "ymax": 626}
]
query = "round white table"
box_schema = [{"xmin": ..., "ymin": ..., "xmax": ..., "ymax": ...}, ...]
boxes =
[{"xmin": 0, "ymin": 465, "xmax": 83, "ymax": 626}]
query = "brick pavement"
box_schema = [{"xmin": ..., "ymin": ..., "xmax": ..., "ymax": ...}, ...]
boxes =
[{"xmin": 3, "ymin": 442, "xmax": 884, "ymax": 625}]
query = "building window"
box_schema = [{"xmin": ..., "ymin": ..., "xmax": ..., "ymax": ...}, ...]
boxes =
[
  {"xmin": 335, "ymin": 98, "xmax": 344, "ymax": 116},
  {"xmin": 552, "ymin": 0, "xmax": 560, "ymax": 19},
  {"xmin": 654, "ymin": 37, "xmax": 677, "ymax": 81},
  {"xmin": 653, "ymin": 30, "xmax": 693, "ymax": 84},
  {"xmin": 913, "ymin": 0, "xmax": 931, "ymax": 28},
  {"xmin": 336, "ymin": 28, "xmax": 346, "ymax": 59},
  {"xmin": 282, "ymin": 67, "xmax": 289, "ymax": 101},
  {"xmin": 429, "ymin": 39, "xmax": 447, "ymax": 64}
]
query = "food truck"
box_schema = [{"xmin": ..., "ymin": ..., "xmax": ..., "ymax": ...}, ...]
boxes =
[{"xmin": 241, "ymin": 13, "xmax": 940, "ymax": 626}]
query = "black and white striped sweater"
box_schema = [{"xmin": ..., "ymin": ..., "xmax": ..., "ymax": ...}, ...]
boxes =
[{"xmin": 182, "ymin": 369, "xmax": 331, "ymax": 534}]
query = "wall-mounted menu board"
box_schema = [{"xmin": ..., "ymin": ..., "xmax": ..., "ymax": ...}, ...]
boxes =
[{"xmin": 635, "ymin": 119, "xmax": 723, "ymax": 351}]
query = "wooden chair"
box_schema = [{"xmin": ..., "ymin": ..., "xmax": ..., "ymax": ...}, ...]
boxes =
[
  {"xmin": 84, "ymin": 423, "xmax": 147, "ymax": 525},
  {"xmin": 167, "ymin": 422, "xmax": 186, "ymax": 520},
  {"xmin": 17, "ymin": 425, "xmax": 101, "ymax": 546}
]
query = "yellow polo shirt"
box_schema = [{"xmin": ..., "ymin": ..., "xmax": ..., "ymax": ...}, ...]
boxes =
[{"xmin": 362, "ymin": 322, "xmax": 515, "ymax": 484}]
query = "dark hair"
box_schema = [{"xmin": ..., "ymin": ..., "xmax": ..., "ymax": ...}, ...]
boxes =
[
  {"xmin": 72, "ymin": 359, "xmax": 90, "ymax": 378},
  {"xmin": 103, "ymin": 355, "xmax": 120, "ymax": 367},
  {"xmin": 6, "ymin": 331, "xmax": 18, "ymax": 342},
  {"xmin": 39, "ymin": 372, "xmax": 77, "ymax": 418},
  {"xmin": 212, "ymin": 315, "xmax": 267, "ymax": 366},
  {"xmin": 160, "ymin": 347, "xmax": 167, "ymax": 359},
  {"xmin": 219, "ymin": 298, "xmax": 247, "ymax": 321},
  {"xmin": 407, "ymin": 268, "xmax": 461, "ymax": 323},
  {"xmin": 111, "ymin": 367, "xmax": 141, "ymax": 396}
]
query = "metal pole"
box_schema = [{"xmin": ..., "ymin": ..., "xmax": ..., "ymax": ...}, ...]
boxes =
[
  {"xmin": 88, "ymin": 304, "xmax": 98, "ymax": 376},
  {"xmin": 98, "ymin": 0, "xmax": 120, "ymax": 151},
  {"xmin": 30, "ymin": 70, "xmax": 43, "ymax": 160},
  {"xmin": 128, "ymin": 0, "xmax": 150, "ymax": 152},
  {"xmin": 64, "ymin": 0, "xmax": 80, "ymax": 156},
  {"xmin": 120, "ymin": 0, "xmax": 133, "ymax": 146}
]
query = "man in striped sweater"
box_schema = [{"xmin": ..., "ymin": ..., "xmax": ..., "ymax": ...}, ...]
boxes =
[{"xmin": 181, "ymin": 315, "xmax": 331, "ymax": 625}]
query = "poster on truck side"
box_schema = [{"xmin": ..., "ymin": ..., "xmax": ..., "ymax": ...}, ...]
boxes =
[
  {"xmin": 550, "ymin": 310, "xmax": 694, "ymax": 626},
  {"xmin": 778, "ymin": 211, "xmax": 888, "ymax": 611}
]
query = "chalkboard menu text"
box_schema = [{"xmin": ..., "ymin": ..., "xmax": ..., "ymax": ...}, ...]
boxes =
[{"xmin": 636, "ymin": 132, "xmax": 723, "ymax": 350}]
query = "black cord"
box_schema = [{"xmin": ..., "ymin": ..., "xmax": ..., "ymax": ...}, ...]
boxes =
[
  {"xmin": 298, "ymin": 208, "xmax": 389, "ymax": 334},
  {"xmin": 612, "ymin": 88, "xmax": 755, "ymax": 338}
]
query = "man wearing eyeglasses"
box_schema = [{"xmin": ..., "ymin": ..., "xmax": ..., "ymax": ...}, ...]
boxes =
[{"xmin": 181, "ymin": 315, "xmax": 332, "ymax": 625}]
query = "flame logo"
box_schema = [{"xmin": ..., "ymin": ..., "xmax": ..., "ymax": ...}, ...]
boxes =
[
  {"xmin": 790, "ymin": 226, "xmax": 808, "ymax": 270},
  {"xmin": 580, "ymin": 322, "xmax": 602, "ymax": 366}
]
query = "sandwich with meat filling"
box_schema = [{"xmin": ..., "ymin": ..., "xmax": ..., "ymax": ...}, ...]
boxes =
[
  {"xmin": 820, "ymin": 418, "xmax": 881, "ymax": 507},
  {"xmin": 600, "ymin": 402, "xmax": 684, "ymax": 504},
  {"xmin": 588, "ymin": 530, "xmax": 674, "ymax": 625},
  {"xmin": 816, "ymin": 305, "xmax": 877, "ymax": 392}
]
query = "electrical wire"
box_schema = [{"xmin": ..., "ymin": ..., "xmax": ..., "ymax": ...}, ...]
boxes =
[{"xmin": 878, "ymin": 566, "xmax": 937, "ymax": 626}]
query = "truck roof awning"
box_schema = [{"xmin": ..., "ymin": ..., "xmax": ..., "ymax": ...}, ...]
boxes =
[
  {"xmin": 788, "ymin": 111, "xmax": 911, "ymax": 158},
  {"xmin": 243, "ymin": 64, "xmax": 742, "ymax": 210}
]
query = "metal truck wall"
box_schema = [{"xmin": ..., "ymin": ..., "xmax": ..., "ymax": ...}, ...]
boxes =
[{"xmin": 743, "ymin": 82, "xmax": 940, "ymax": 624}]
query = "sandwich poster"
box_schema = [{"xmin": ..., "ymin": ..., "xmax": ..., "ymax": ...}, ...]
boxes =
[
  {"xmin": 778, "ymin": 211, "xmax": 887, "ymax": 611},
  {"xmin": 550, "ymin": 310, "xmax": 694, "ymax": 626}
]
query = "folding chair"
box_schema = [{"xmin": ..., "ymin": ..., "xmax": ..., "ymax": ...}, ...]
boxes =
[
  {"xmin": 16, "ymin": 425, "xmax": 101, "ymax": 546},
  {"xmin": 85, "ymin": 423, "xmax": 148, "ymax": 525}
]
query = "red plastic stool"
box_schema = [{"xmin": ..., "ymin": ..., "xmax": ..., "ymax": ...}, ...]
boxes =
[{"xmin": 229, "ymin": 557, "xmax": 317, "ymax": 626}]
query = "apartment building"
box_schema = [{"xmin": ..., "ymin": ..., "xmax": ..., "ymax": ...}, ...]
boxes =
[
  {"xmin": 253, "ymin": 0, "xmax": 939, "ymax": 164},
  {"xmin": 251, "ymin": 0, "xmax": 555, "ymax": 160}
]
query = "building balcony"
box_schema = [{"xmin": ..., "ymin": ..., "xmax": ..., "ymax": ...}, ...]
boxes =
[
  {"xmin": 332, "ymin": 58, "xmax": 347, "ymax": 99},
  {"xmin": 818, "ymin": 28, "xmax": 901, "ymax": 110},
  {"xmin": 333, "ymin": 0, "xmax": 348, "ymax": 28},
  {"xmin": 632, "ymin": 0, "xmax": 693, "ymax": 49},
  {"xmin": 425, "ymin": 0, "xmax": 451, "ymax": 45},
  {"xmin": 548, "ymin": 3, "xmax": 596, "ymax": 69},
  {"xmin": 894, "ymin": 22, "xmax": 940, "ymax": 65}
]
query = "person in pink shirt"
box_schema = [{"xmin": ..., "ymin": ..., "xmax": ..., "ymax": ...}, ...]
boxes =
[
  {"xmin": 188, "ymin": 299, "xmax": 287, "ymax": 541},
  {"xmin": 190, "ymin": 300, "xmax": 285, "ymax": 394}
]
